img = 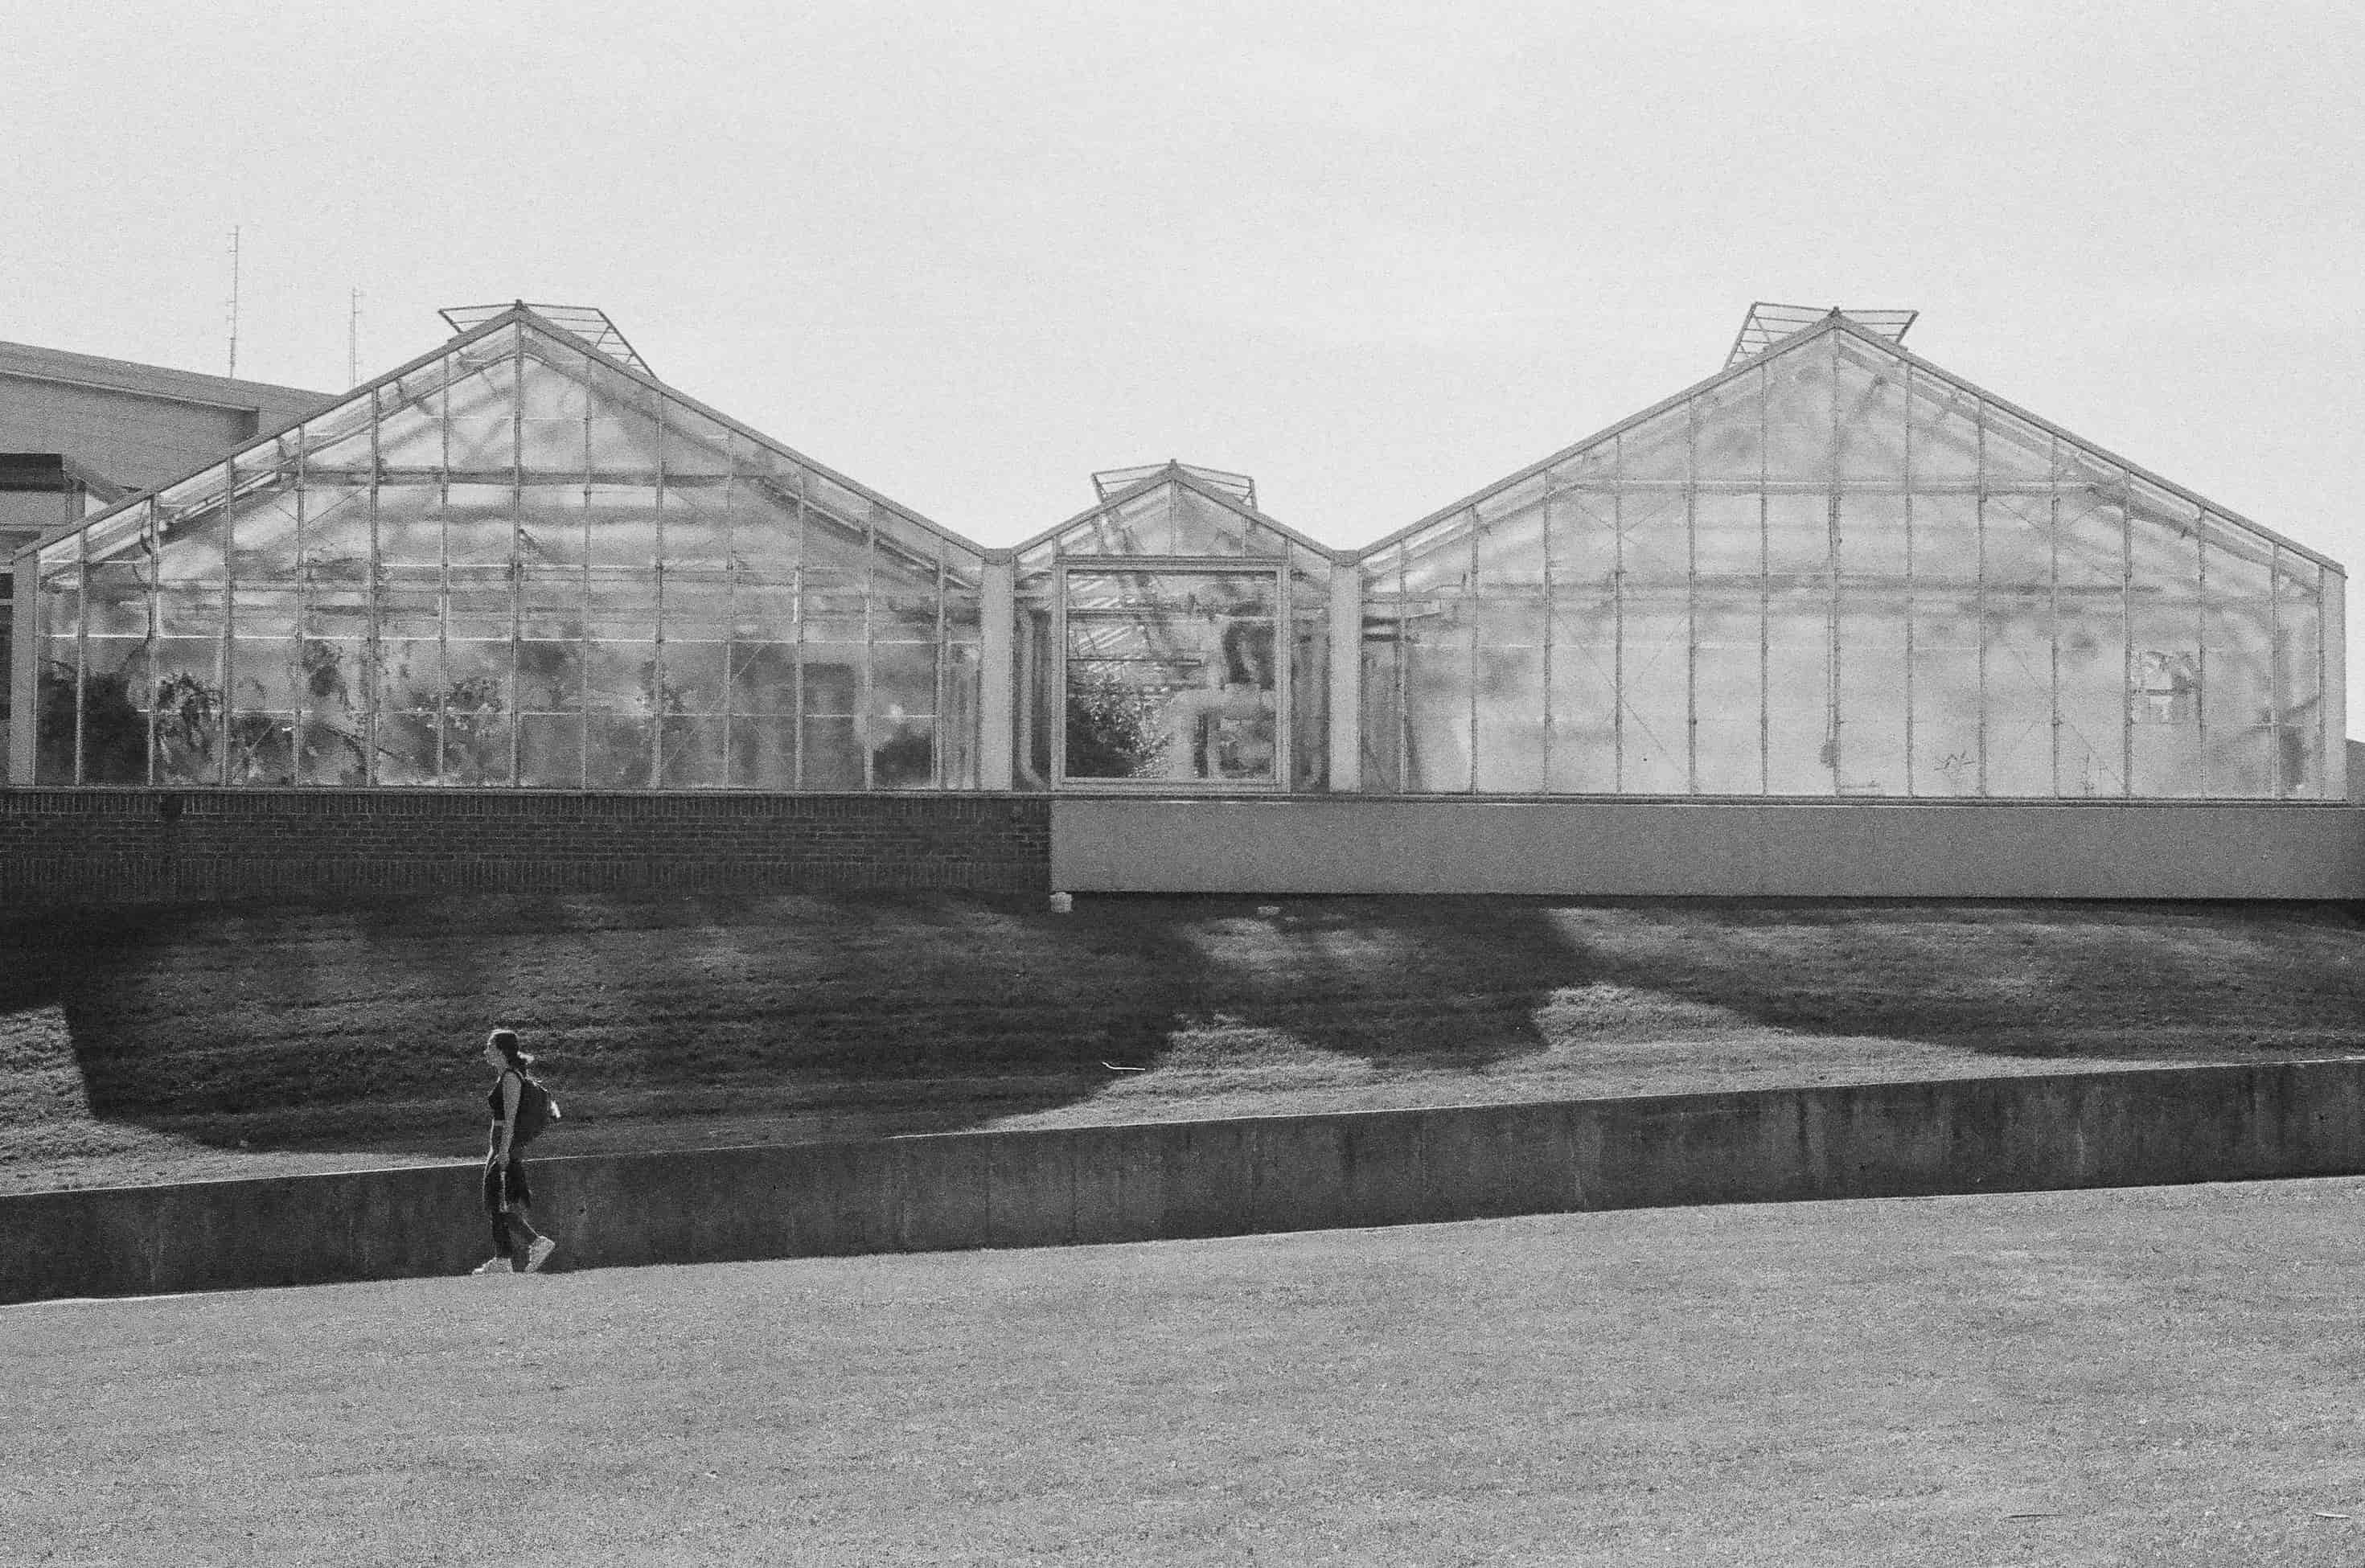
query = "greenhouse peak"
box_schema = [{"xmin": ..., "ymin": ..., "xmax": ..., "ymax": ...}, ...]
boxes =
[
  {"xmin": 1091, "ymin": 462, "xmax": 1257, "ymax": 511},
  {"xmin": 437, "ymin": 302, "xmax": 652, "ymax": 376},
  {"xmin": 1727, "ymin": 302, "xmax": 1916, "ymax": 368}
]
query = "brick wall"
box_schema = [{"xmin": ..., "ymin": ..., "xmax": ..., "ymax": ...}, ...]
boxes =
[{"xmin": 0, "ymin": 789, "xmax": 1051, "ymax": 909}]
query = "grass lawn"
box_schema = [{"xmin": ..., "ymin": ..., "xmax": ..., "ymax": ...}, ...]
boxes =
[
  {"xmin": 6, "ymin": 1176, "xmax": 2363, "ymax": 1566},
  {"xmin": 6, "ymin": 893, "xmax": 2365, "ymax": 1194}
]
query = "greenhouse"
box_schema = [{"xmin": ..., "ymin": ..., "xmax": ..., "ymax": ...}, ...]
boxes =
[
  {"xmin": 1357, "ymin": 310, "xmax": 2344, "ymax": 799},
  {"xmin": 7, "ymin": 302, "xmax": 2346, "ymax": 802},
  {"xmin": 1012, "ymin": 462, "xmax": 1340, "ymax": 793},
  {"xmin": 12, "ymin": 306, "xmax": 985, "ymax": 791}
]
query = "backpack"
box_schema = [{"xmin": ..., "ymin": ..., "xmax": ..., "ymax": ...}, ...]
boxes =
[{"xmin": 508, "ymin": 1070, "xmax": 562, "ymax": 1146}]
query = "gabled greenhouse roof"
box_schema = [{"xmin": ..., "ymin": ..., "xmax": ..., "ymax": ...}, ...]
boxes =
[
  {"xmin": 19, "ymin": 302, "xmax": 979, "ymax": 569},
  {"xmin": 1015, "ymin": 459, "xmax": 1343, "ymax": 563},
  {"xmin": 1361, "ymin": 310, "xmax": 2342, "ymax": 575},
  {"xmin": 1091, "ymin": 462, "xmax": 1257, "ymax": 510},
  {"xmin": 14, "ymin": 306, "xmax": 2337, "ymax": 578}
]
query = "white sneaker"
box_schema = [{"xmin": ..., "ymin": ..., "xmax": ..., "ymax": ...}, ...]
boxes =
[
  {"xmin": 472, "ymin": 1257, "xmax": 513, "ymax": 1275},
  {"xmin": 524, "ymin": 1238, "xmax": 557, "ymax": 1274}
]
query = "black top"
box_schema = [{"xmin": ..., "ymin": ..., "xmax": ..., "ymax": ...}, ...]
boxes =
[{"xmin": 487, "ymin": 1069, "xmax": 521, "ymax": 1127}]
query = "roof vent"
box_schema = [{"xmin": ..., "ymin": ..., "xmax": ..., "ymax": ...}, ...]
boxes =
[
  {"xmin": 1726, "ymin": 303, "xmax": 1916, "ymax": 368},
  {"xmin": 438, "ymin": 302, "xmax": 653, "ymax": 376},
  {"xmin": 1091, "ymin": 461, "xmax": 1256, "ymax": 511}
]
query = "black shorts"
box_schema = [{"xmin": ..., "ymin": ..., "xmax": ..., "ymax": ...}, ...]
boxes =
[{"xmin": 482, "ymin": 1155, "xmax": 533, "ymax": 1212}]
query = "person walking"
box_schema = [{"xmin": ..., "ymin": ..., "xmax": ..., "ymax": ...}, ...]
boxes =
[{"xmin": 474, "ymin": 1028, "xmax": 558, "ymax": 1275}]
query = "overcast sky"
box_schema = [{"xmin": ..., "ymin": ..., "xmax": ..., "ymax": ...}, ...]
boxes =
[{"xmin": 10, "ymin": 1, "xmax": 2364, "ymax": 714}]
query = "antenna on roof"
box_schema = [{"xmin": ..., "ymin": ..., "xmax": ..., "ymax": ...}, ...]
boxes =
[
  {"xmin": 348, "ymin": 289, "xmax": 362, "ymax": 386},
  {"xmin": 225, "ymin": 227, "xmax": 241, "ymax": 379}
]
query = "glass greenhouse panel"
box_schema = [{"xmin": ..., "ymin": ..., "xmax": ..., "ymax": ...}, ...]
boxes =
[
  {"xmin": 1289, "ymin": 598, "xmax": 1329, "ymax": 792},
  {"xmin": 729, "ymin": 634, "xmax": 798, "ymax": 716},
  {"xmin": 2201, "ymin": 522, "xmax": 2277, "ymax": 795},
  {"xmin": 1690, "ymin": 367, "xmax": 1765, "ymax": 481},
  {"xmin": 30, "ymin": 557, "xmax": 76, "ymax": 785},
  {"xmin": 1911, "ymin": 586, "xmax": 1984, "ymax": 796},
  {"xmin": 1359, "ymin": 630, "xmax": 1405, "ymax": 794},
  {"xmin": 1694, "ymin": 492, "xmax": 1760, "ymax": 583},
  {"xmin": 1833, "ymin": 339, "xmax": 1911, "ymax": 484},
  {"xmin": 1693, "ymin": 599, "xmax": 1762, "ymax": 795},
  {"xmin": 1904, "ymin": 372, "xmax": 1981, "ymax": 482},
  {"xmin": 660, "ymin": 716, "xmax": 726, "ymax": 789},
  {"xmin": 728, "ymin": 716, "xmax": 797, "ymax": 790},
  {"xmin": 1400, "ymin": 617, "xmax": 1472, "ymax": 794},
  {"xmin": 80, "ymin": 557, "xmax": 152, "ymax": 786},
  {"xmin": 519, "ymin": 714, "xmax": 584, "ymax": 789},
  {"xmin": 2273, "ymin": 553, "xmax": 2326, "ymax": 797},
  {"xmin": 1546, "ymin": 491, "xmax": 1617, "ymax": 596},
  {"xmin": 1546, "ymin": 610, "xmax": 1618, "ymax": 794},
  {"xmin": 801, "ymin": 712, "xmax": 862, "ymax": 791},
  {"xmin": 1761, "ymin": 334, "xmax": 1837, "ymax": 482},
  {"xmin": 302, "ymin": 488, "xmax": 373, "ymax": 580},
  {"xmin": 1834, "ymin": 595, "xmax": 1909, "ymax": 794},
  {"xmin": 587, "ymin": 715, "xmax": 653, "ymax": 790},
  {"xmin": 664, "ymin": 641, "xmax": 731, "ymax": 718},
  {"xmin": 374, "ymin": 485, "xmax": 443, "ymax": 569},
  {"xmin": 1400, "ymin": 520, "xmax": 1476, "ymax": 597},
  {"xmin": 939, "ymin": 642, "xmax": 982, "ymax": 791}
]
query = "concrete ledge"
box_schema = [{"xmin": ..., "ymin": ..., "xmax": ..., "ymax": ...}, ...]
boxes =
[{"xmin": 6, "ymin": 1059, "xmax": 2364, "ymax": 1304}]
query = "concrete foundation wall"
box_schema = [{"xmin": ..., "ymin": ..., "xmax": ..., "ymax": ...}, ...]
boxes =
[
  {"xmin": 0, "ymin": 789, "xmax": 1051, "ymax": 911},
  {"xmin": 1052, "ymin": 796, "xmax": 2365, "ymax": 898},
  {"xmin": 8, "ymin": 1060, "xmax": 2363, "ymax": 1304},
  {"xmin": 7, "ymin": 790, "xmax": 2361, "ymax": 909}
]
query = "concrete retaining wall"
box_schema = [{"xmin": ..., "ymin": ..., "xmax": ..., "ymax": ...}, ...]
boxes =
[
  {"xmin": 8, "ymin": 1060, "xmax": 2364, "ymax": 1304},
  {"xmin": 1052, "ymin": 796, "xmax": 2365, "ymax": 898}
]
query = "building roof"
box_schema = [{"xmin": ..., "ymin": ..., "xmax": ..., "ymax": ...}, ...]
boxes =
[
  {"xmin": 0, "ymin": 339, "xmax": 335, "ymax": 499},
  {"xmin": 1016, "ymin": 459, "xmax": 1341, "ymax": 564},
  {"xmin": 8, "ymin": 305, "xmax": 2338, "ymax": 578},
  {"xmin": 16, "ymin": 302, "xmax": 982, "ymax": 573},
  {"xmin": 0, "ymin": 340, "xmax": 329, "ymax": 421},
  {"xmin": 1361, "ymin": 310, "xmax": 2341, "ymax": 576}
]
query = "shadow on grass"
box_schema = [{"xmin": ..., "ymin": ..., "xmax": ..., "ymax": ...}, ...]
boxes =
[
  {"xmin": 6, "ymin": 893, "xmax": 2365, "ymax": 1172},
  {"xmin": 1531, "ymin": 897, "xmax": 2365, "ymax": 1060}
]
